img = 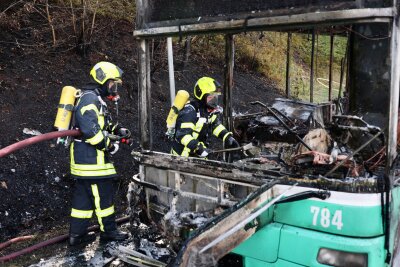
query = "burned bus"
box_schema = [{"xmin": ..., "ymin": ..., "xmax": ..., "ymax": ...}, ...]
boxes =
[{"xmin": 132, "ymin": 1, "xmax": 400, "ymax": 266}]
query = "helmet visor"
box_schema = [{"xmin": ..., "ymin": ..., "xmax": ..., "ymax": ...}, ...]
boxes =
[{"xmin": 206, "ymin": 92, "xmax": 221, "ymax": 109}]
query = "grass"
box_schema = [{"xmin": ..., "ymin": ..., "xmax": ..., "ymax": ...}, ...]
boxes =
[
  {"xmin": 58, "ymin": 0, "xmax": 136, "ymax": 21},
  {"xmin": 57, "ymin": 0, "xmax": 347, "ymax": 103},
  {"xmin": 191, "ymin": 30, "xmax": 348, "ymax": 103}
]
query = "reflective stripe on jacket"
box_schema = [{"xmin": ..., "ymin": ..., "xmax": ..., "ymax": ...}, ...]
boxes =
[
  {"xmin": 171, "ymin": 102, "xmax": 231, "ymax": 156},
  {"xmin": 70, "ymin": 90, "xmax": 117, "ymax": 179}
]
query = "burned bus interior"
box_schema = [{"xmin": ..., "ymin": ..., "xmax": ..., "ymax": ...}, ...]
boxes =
[{"xmin": 130, "ymin": 1, "xmax": 400, "ymax": 266}]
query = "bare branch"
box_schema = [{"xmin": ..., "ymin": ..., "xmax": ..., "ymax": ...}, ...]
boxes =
[
  {"xmin": 1, "ymin": 0, "xmax": 24, "ymax": 14},
  {"xmin": 69, "ymin": 0, "xmax": 77, "ymax": 40},
  {"xmin": 89, "ymin": 0, "xmax": 99, "ymax": 44},
  {"xmin": 45, "ymin": 0, "xmax": 56, "ymax": 47}
]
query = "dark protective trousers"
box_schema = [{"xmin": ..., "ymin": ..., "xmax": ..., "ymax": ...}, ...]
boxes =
[{"xmin": 70, "ymin": 179, "xmax": 117, "ymax": 235}]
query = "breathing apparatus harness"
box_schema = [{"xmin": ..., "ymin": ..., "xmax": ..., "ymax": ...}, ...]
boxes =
[{"xmin": 54, "ymin": 83, "xmax": 128, "ymax": 147}]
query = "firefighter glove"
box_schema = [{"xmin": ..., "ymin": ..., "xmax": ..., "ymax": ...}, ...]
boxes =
[
  {"xmin": 165, "ymin": 127, "xmax": 175, "ymax": 140},
  {"xmin": 196, "ymin": 144, "xmax": 210, "ymax": 158},
  {"xmin": 225, "ymin": 135, "xmax": 239, "ymax": 149},
  {"xmin": 109, "ymin": 141, "xmax": 120, "ymax": 155}
]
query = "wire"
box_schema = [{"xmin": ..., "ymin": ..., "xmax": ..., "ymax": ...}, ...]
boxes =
[{"xmin": 342, "ymin": 26, "xmax": 391, "ymax": 41}]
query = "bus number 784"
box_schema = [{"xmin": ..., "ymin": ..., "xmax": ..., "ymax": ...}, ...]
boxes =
[{"xmin": 310, "ymin": 206, "xmax": 343, "ymax": 230}]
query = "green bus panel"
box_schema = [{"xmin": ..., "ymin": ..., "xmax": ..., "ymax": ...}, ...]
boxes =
[
  {"xmin": 233, "ymin": 223, "xmax": 385, "ymax": 267},
  {"xmin": 279, "ymin": 225, "xmax": 385, "ymax": 266},
  {"xmin": 233, "ymin": 223, "xmax": 282, "ymax": 262},
  {"xmin": 274, "ymin": 199, "xmax": 383, "ymax": 237},
  {"xmin": 243, "ymin": 257, "xmax": 304, "ymax": 267}
]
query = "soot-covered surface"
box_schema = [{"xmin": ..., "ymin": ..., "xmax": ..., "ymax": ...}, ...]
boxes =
[{"xmin": 0, "ymin": 3, "xmax": 281, "ymax": 266}]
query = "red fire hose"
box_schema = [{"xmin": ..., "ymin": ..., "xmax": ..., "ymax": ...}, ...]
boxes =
[
  {"xmin": 0, "ymin": 130, "xmax": 81, "ymax": 158},
  {"xmin": 0, "ymin": 130, "xmax": 130, "ymax": 263},
  {"xmin": 0, "ymin": 216, "xmax": 130, "ymax": 263},
  {"xmin": 0, "ymin": 235, "xmax": 35, "ymax": 250}
]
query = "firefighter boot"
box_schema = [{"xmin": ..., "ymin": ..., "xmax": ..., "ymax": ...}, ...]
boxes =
[
  {"xmin": 100, "ymin": 229, "xmax": 129, "ymax": 242},
  {"xmin": 69, "ymin": 232, "xmax": 96, "ymax": 246}
]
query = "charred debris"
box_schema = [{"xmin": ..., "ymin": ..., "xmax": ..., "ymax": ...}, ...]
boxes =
[
  {"xmin": 128, "ymin": 0, "xmax": 400, "ymax": 264},
  {"xmin": 234, "ymin": 97, "xmax": 386, "ymax": 183},
  {"xmin": 122, "ymin": 96, "xmax": 390, "ymax": 266}
]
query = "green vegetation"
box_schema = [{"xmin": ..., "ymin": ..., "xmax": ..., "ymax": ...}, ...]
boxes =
[
  {"xmin": 191, "ymin": 31, "xmax": 348, "ymax": 103},
  {"xmin": 56, "ymin": 0, "xmax": 347, "ymax": 103},
  {"xmin": 59, "ymin": 0, "xmax": 135, "ymax": 21}
]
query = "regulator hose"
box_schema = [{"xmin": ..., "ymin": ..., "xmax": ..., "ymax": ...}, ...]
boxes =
[
  {"xmin": 0, "ymin": 130, "xmax": 81, "ymax": 158},
  {"xmin": 0, "ymin": 216, "xmax": 130, "ymax": 263}
]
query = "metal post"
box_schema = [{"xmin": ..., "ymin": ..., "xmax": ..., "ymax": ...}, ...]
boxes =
[
  {"xmin": 338, "ymin": 58, "xmax": 345, "ymax": 99},
  {"xmin": 310, "ymin": 29, "xmax": 316, "ymax": 103},
  {"xmin": 329, "ymin": 29, "xmax": 334, "ymax": 101},
  {"xmin": 167, "ymin": 37, "xmax": 176, "ymax": 105},
  {"xmin": 388, "ymin": 8, "xmax": 400, "ymax": 264},
  {"xmin": 138, "ymin": 39, "xmax": 152, "ymax": 150},
  {"xmin": 387, "ymin": 13, "xmax": 400, "ymax": 175},
  {"xmin": 339, "ymin": 34, "xmax": 349, "ymax": 99},
  {"xmin": 286, "ymin": 32, "xmax": 292, "ymax": 97},
  {"xmin": 224, "ymin": 34, "xmax": 234, "ymax": 131}
]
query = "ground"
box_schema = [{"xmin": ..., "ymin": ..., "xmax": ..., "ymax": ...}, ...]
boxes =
[{"xmin": 0, "ymin": 4, "xmax": 282, "ymax": 266}]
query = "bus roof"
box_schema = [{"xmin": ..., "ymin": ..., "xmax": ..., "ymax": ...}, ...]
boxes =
[{"xmin": 135, "ymin": 0, "xmax": 394, "ymax": 37}]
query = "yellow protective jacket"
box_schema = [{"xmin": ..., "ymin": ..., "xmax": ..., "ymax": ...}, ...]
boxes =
[
  {"xmin": 171, "ymin": 101, "xmax": 231, "ymax": 157},
  {"xmin": 70, "ymin": 86, "xmax": 117, "ymax": 179}
]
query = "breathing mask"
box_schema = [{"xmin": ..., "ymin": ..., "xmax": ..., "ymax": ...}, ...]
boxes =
[
  {"xmin": 206, "ymin": 92, "xmax": 222, "ymax": 110},
  {"xmin": 106, "ymin": 80, "xmax": 121, "ymax": 102}
]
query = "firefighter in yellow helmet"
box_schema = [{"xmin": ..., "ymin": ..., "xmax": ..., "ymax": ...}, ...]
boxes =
[
  {"xmin": 69, "ymin": 62, "xmax": 130, "ymax": 245},
  {"xmin": 171, "ymin": 77, "xmax": 239, "ymax": 158}
]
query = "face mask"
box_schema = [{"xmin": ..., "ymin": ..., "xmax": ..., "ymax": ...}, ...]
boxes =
[
  {"xmin": 106, "ymin": 80, "xmax": 122, "ymax": 102},
  {"xmin": 206, "ymin": 92, "xmax": 221, "ymax": 109}
]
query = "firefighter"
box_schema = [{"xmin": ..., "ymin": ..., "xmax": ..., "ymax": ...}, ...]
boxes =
[
  {"xmin": 171, "ymin": 76, "xmax": 240, "ymax": 158},
  {"xmin": 68, "ymin": 61, "xmax": 130, "ymax": 246}
]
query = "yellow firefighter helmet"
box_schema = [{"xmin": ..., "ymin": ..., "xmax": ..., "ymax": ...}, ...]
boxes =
[{"xmin": 90, "ymin": 61, "xmax": 123, "ymax": 85}]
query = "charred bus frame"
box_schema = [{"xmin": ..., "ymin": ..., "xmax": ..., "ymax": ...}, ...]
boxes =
[{"xmin": 134, "ymin": 1, "xmax": 400, "ymax": 266}]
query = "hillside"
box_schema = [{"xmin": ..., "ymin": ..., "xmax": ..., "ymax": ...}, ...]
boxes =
[{"xmin": 0, "ymin": 2, "xmax": 282, "ymax": 265}]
